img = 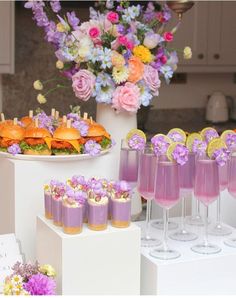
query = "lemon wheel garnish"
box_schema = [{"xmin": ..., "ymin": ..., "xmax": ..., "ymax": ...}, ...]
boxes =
[
  {"xmin": 166, "ymin": 142, "xmax": 182, "ymax": 162},
  {"xmin": 186, "ymin": 133, "xmax": 202, "ymax": 152},
  {"xmin": 200, "ymin": 127, "xmax": 218, "ymax": 140},
  {"xmin": 152, "ymin": 133, "xmax": 172, "ymax": 143},
  {"xmin": 126, "ymin": 129, "xmax": 146, "ymax": 144},
  {"xmin": 207, "ymin": 138, "xmax": 226, "ymax": 158},
  {"xmin": 220, "ymin": 130, "xmax": 235, "ymax": 142},
  {"xmin": 167, "ymin": 128, "xmax": 186, "ymax": 143}
]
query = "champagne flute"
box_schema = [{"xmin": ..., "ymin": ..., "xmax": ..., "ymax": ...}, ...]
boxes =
[
  {"xmin": 191, "ymin": 155, "xmax": 221, "ymax": 254},
  {"xmin": 150, "ymin": 156, "xmax": 181, "ymax": 260},
  {"xmin": 224, "ymin": 152, "xmax": 236, "ymax": 247},
  {"xmin": 137, "ymin": 144, "xmax": 161, "ymax": 247},
  {"xmin": 170, "ymin": 152, "xmax": 198, "ymax": 241},
  {"xmin": 209, "ymin": 161, "xmax": 231, "ymax": 236}
]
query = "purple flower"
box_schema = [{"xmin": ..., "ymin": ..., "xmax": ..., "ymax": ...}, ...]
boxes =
[
  {"xmin": 151, "ymin": 135, "xmax": 170, "ymax": 156},
  {"xmin": 128, "ymin": 134, "xmax": 146, "ymax": 151},
  {"xmin": 84, "ymin": 140, "xmax": 102, "ymax": 156},
  {"xmin": 74, "ymin": 190, "xmax": 87, "ymax": 205},
  {"xmin": 172, "ymin": 144, "xmax": 189, "ymax": 165},
  {"xmin": 71, "ymin": 175, "xmax": 87, "ymax": 188},
  {"xmin": 192, "ymin": 139, "xmax": 207, "ymax": 156},
  {"xmin": 12, "ymin": 261, "xmax": 39, "ymax": 281},
  {"xmin": 117, "ymin": 24, "xmax": 126, "ymax": 35},
  {"xmin": 44, "ymin": 21, "xmax": 65, "ymax": 46},
  {"xmin": 205, "ymin": 129, "xmax": 219, "ymax": 143},
  {"xmin": 67, "ymin": 113, "xmax": 80, "ymax": 122},
  {"xmin": 114, "ymin": 180, "xmax": 132, "ymax": 198},
  {"xmin": 225, "ymin": 133, "xmax": 236, "ymax": 151},
  {"xmin": 7, "ymin": 144, "xmax": 21, "ymax": 155},
  {"xmin": 24, "ymin": 273, "xmax": 56, "ymax": 295},
  {"xmin": 213, "ymin": 148, "xmax": 230, "ymax": 166},
  {"xmin": 34, "ymin": 112, "xmax": 54, "ymax": 134},
  {"xmin": 167, "ymin": 132, "xmax": 184, "ymax": 143},
  {"xmin": 50, "ymin": 0, "xmax": 61, "ymax": 13},
  {"xmin": 72, "ymin": 120, "xmax": 89, "ymax": 137},
  {"xmin": 67, "ymin": 11, "xmax": 80, "ymax": 30}
]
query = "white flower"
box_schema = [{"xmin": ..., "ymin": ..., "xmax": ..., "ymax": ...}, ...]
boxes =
[
  {"xmin": 143, "ymin": 33, "xmax": 161, "ymax": 49},
  {"xmin": 33, "ymin": 80, "xmax": 43, "ymax": 90},
  {"xmin": 56, "ymin": 60, "xmax": 64, "ymax": 69},
  {"xmin": 37, "ymin": 94, "xmax": 47, "ymax": 104}
]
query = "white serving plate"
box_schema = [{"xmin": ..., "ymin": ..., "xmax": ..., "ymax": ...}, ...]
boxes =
[{"xmin": 0, "ymin": 147, "xmax": 111, "ymax": 162}]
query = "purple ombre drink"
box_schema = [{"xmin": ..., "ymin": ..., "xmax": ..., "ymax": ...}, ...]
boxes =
[
  {"xmin": 111, "ymin": 198, "xmax": 131, "ymax": 228},
  {"xmin": 228, "ymin": 155, "xmax": 236, "ymax": 198},
  {"xmin": 154, "ymin": 160, "xmax": 180, "ymax": 209},
  {"xmin": 52, "ymin": 196, "xmax": 62, "ymax": 226},
  {"xmin": 44, "ymin": 190, "xmax": 52, "ymax": 219},
  {"xmin": 179, "ymin": 153, "xmax": 195, "ymax": 192},
  {"xmin": 62, "ymin": 202, "xmax": 83, "ymax": 234},
  {"xmin": 137, "ymin": 152, "xmax": 157, "ymax": 200},
  {"xmin": 119, "ymin": 148, "xmax": 139, "ymax": 186},
  {"xmin": 219, "ymin": 162, "xmax": 228, "ymax": 191},
  {"xmin": 88, "ymin": 199, "xmax": 108, "ymax": 231},
  {"xmin": 194, "ymin": 158, "xmax": 219, "ymax": 206}
]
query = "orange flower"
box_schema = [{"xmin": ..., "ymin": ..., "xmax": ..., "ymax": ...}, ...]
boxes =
[{"xmin": 127, "ymin": 56, "xmax": 144, "ymax": 84}]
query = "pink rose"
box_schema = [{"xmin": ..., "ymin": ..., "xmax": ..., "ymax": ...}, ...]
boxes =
[
  {"xmin": 160, "ymin": 55, "xmax": 167, "ymax": 64},
  {"xmin": 89, "ymin": 27, "xmax": 100, "ymax": 39},
  {"xmin": 163, "ymin": 32, "xmax": 173, "ymax": 42},
  {"xmin": 72, "ymin": 70, "xmax": 96, "ymax": 101},
  {"xmin": 107, "ymin": 11, "xmax": 119, "ymax": 23},
  {"xmin": 118, "ymin": 35, "xmax": 128, "ymax": 46},
  {"xmin": 112, "ymin": 82, "xmax": 141, "ymax": 113},
  {"xmin": 143, "ymin": 65, "xmax": 161, "ymax": 96}
]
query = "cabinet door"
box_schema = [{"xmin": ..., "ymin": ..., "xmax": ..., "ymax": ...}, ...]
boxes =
[
  {"xmin": 169, "ymin": 1, "xmax": 208, "ymax": 66},
  {"xmin": 0, "ymin": 1, "xmax": 14, "ymax": 73},
  {"xmin": 208, "ymin": 1, "xmax": 236, "ymax": 65}
]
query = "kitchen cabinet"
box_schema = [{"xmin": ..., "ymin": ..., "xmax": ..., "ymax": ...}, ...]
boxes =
[
  {"xmin": 0, "ymin": 1, "xmax": 14, "ymax": 73},
  {"xmin": 173, "ymin": 1, "xmax": 236, "ymax": 72}
]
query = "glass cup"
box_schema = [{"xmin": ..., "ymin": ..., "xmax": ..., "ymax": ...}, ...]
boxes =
[
  {"xmin": 191, "ymin": 156, "xmax": 221, "ymax": 254},
  {"xmin": 224, "ymin": 153, "xmax": 236, "ymax": 247},
  {"xmin": 209, "ymin": 161, "xmax": 231, "ymax": 236},
  {"xmin": 150, "ymin": 157, "xmax": 181, "ymax": 260},
  {"xmin": 119, "ymin": 139, "xmax": 139, "ymax": 188},
  {"xmin": 137, "ymin": 144, "xmax": 161, "ymax": 247},
  {"xmin": 170, "ymin": 153, "xmax": 198, "ymax": 241}
]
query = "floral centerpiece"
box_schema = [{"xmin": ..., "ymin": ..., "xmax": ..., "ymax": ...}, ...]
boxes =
[
  {"xmin": 3, "ymin": 262, "xmax": 56, "ymax": 296},
  {"xmin": 25, "ymin": 0, "xmax": 192, "ymax": 113}
]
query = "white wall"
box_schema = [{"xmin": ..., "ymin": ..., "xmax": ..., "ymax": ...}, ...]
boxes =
[{"xmin": 153, "ymin": 73, "xmax": 236, "ymax": 109}]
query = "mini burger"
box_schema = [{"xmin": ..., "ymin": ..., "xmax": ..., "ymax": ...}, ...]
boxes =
[
  {"xmin": 0, "ymin": 123, "xmax": 25, "ymax": 152},
  {"xmin": 50, "ymin": 126, "xmax": 81, "ymax": 155},
  {"xmin": 20, "ymin": 110, "xmax": 34, "ymax": 128},
  {"xmin": 85, "ymin": 123, "xmax": 111, "ymax": 149},
  {"xmin": 21, "ymin": 127, "xmax": 52, "ymax": 155}
]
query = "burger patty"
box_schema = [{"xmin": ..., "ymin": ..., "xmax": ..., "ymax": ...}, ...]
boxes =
[
  {"xmin": 0, "ymin": 138, "xmax": 20, "ymax": 147},
  {"xmin": 51, "ymin": 140, "xmax": 73, "ymax": 149},
  {"xmin": 25, "ymin": 138, "xmax": 45, "ymax": 146}
]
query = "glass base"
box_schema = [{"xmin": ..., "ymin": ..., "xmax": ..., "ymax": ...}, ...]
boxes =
[
  {"xmin": 191, "ymin": 242, "xmax": 221, "ymax": 254},
  {"xmin": 185, "ymin": 215, "xmax": 204, "ymax": 226},
  {"xmin": 151, "ymin": 220, "xmax": 178, "ymax": 230},
  {"xmin": 224, "ymin": 238, "xmax": 236, "ymax": 248},
  {"xmin": 141, "ymin": 236, "xmax": 161, "ymax": 247},
  {"xmin": 169, "ymin": 229, "xmax": 198, "ymax": 242},
  {"xmin": 209, "ymin": 223, "xmax": 232, "ymax": 236},
  {"xmin": 150, "ymin": 247, "xmax": 181, "ymax": 260}
]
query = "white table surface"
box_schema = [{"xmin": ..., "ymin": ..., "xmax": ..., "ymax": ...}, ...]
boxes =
[{"xmin": 139, "ymin": 218, "xmax": 236, "ymax": 295}]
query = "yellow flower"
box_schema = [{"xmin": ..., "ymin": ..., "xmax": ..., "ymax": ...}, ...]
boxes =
[
  {"xmin": 56, "ymin": 60, "xmax": 64, "ymax": 70},
  {"xmin": 37, "ymin": 94, "xmax": 47, "ymax": 104},
  {"xmin": 183, "ymin": 46, "xmax": 192, "ymax": 59},
  {"xmin": 3, "ymin": 281, "xmax": 13, "ymax": 295},
  {"xmin": 39, "ymin": 264, "xmax": 56, "ymax": 277},
  {"xmin": 56, "ymin": 22, "xmax": 69, "ymax": 33},
  {"xmin": 133, "ymin": 45, "xmax": 153, "ymax": 63},
  {"xmin": 33, "ymin": 80, "xmax": 43, "ymax": 91},
  {"xmin": 112, "ymin": 66, "xmax": 129, "ymax": 84},
  {"xmin": 11, "ymin": 275, "xmax": 23, "ymax": 285}
]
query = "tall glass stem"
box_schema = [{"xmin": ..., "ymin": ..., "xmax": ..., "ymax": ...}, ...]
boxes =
[
  {"xmin": 204, "ymin": 205, "xmax": 209, "ymax": 247},
  {"xmin": 216, "ymin": 193, "xmax": 221, "ymax": 225},
  {"xmin": 163, "ymin": 208, "xmax": 168, "ymax": 251},
  {"xmin": 196, "ymin": 199, "xmax": 200, "ymax": 217},
  {"xmin": 144, "ymin": 200, "xmax": 151, "ymax": 240},
  {"xmin": 181, "ymin": 197, "xmax": 186, "ymax": 230}
]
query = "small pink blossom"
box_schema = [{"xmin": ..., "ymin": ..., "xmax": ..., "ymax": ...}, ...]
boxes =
[
  {"xmin": 89, "ymin": 27, "xmax": 100, "ymax": 39},
  {"xmin": 160, "ymin": 55, "xmax": 167, "ymax": 64},
  {"xmin": 143, "ymin": 65, "xmax": 161, "ymax": 96},
  {"xmin": 118, "ymin": 35, "xmax": 128, "ymax": 46},
  {"xmin": 72, "ymin": 70, "xmax": 96, "ymax": 101},
  {"xmin": 163, "ymin": 32, "xmax": 173, "ymax": 42},
  {"xmin": 107, "ymin": 11, "xmax": 119, "ymax": 23},
  {"xmin": 112, "ymin": 82, "xmax": 141, "ymax": 113}
]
